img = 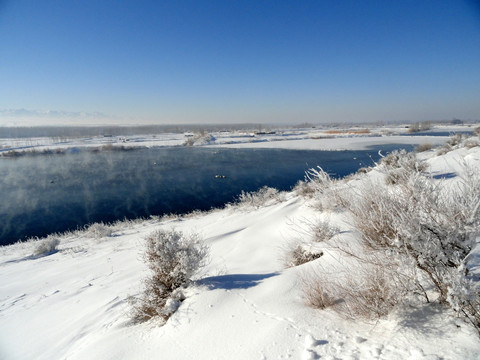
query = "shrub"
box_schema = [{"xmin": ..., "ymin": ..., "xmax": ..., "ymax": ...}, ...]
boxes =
[
  {"xmin": 299, "ymin": 166, "xmax": 349, "ymax": 211},
  {"xmin": 284, "ymin": 242, "xmax": 323, "ymax": 268},
  {"xmin": 416, "ymin": 143, "xmax": 433, "ymax": 152},
  {"xmin": 304, "ymin": 149, "xmax": 480, "ymax": 331},
  {"xmin": 284, "ymin": 218, "xmax": 337, "ymax": 268},
  {"xmin": 436, "ymin": 144, "xmax": 452, "ymax": 156},
  {"xmin": 463, "ymin": 137, "xmax": 480, "ymax": 149},
  {"xmin": 408, "ymin": 121, "xmax": 431, "ymax": 133},
  {"xmin": 235, "ymin": 186, "xmax": 281, "ymax": 209},
  {"xmin": 33, "ymin": 236, "xmax": 60, "ymax": 257},
  {"xmin": 85, "ymin": 222, "xmax": 114, "ymax": 239},
  {"xmin": 183, "ymin": 133, "xmax": 215, "ymax": 146},
  {"xmin": 447, "ymin": 133, "xmax": 464, "ymax": 147},
  {"xmin": 293, "ymin": 180, "xmax": 317, "ymax": 198},
  {"xmin": 303, "ymin": 263, "xmax": 403, "ymax": 319},
  {"xmin": 304, "ymin": 166, "xmax": 334, "ymax": 194},
  {"xmin": 310, "ymin": 219, "xmax": 339, "ymax": 243},
  {"xmin": 347, "ymin": 160, "xmax": 480, "ymax": 329},
  {"xmin": 303, "ymin": 271, "xmax": 336, "ymax": 310},
  {"xmin": 131, "ymin": 229, "xmax": 208, "ymax": 323},
  {"xmin": 379, "ymin": 149, "xmax": 427, "ymax": 185}
]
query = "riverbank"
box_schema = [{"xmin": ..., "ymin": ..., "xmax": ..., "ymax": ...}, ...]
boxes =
[{"xmin": 1, "ymin": 132, "xmax": 479, "ymax": 359}]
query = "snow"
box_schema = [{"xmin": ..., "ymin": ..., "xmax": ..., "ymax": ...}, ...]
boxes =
[
  {"xmin": 1, "ymin": 123, "xmax": 472, "ymax": 155},
  {"xmin": 1, "ymin": 126, "xmax": 480, "ymax": 359}
]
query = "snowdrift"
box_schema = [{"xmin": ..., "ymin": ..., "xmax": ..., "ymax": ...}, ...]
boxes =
[{"xmin": 1, "ymin": 136, "xmax": 480, "ymax": 359}]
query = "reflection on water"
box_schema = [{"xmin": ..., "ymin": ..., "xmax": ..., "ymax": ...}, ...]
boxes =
[{"xmin": 0, "ymin": 145, "xmax": 412, "ymax": 245}]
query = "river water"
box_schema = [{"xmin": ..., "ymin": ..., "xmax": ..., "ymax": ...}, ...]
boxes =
[{"xmin": 0, "ymin": 145, "xmax": 412, "ymax": 245}]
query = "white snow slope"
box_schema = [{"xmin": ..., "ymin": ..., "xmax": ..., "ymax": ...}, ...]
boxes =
[{"xmin": 1, "ymin": 136, "xmax": 480, "ymax": 359}]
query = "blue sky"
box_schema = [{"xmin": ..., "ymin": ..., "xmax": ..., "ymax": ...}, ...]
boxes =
[{"xmin": 0, "ymin": 0, "xmax": 479, "ymax": 125}]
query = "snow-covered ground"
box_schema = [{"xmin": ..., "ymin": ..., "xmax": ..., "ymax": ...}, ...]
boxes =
[
  {"xmin": 0, "ymin": 123, "xmax": 476, "ymax": 154},
  {"xmin": 1, "ymin": 126, "xmax": 480, "ymax": 359}
]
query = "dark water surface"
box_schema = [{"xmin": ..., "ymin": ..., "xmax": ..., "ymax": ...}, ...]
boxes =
[{"xmin": 0, "ymin": 145, "xmax": 412, "ymax": 245}]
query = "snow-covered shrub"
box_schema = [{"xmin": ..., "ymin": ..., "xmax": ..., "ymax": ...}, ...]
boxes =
[
  {"xmin": 294, "ymin": 167, "xmax": 335, "ymax": 200},
  {"xmin": 303, "ymin": 272, "xmax": 336, "ymax": 310},
  {"xmin": 351, "ymin": 174, "xmax": 474, "ymax": 296},
  {"xmin": 436, "ymin": 133, "xmax": 473, "ymax": 155},
  {"xmin": 284, "ymin": 242, "xmax": 323, "ymax": 268},
  {"xmin": 284, "ymin": 219, "xmax": 336, "ymax": 268},
  {"xmin": 356, "ymin": 166, "xmax": 372, "ymax": 174},
  {"xmin": 131, "ymin": 229, "xmax": 208, "ymax": 323},
  {"xmin": 447, "ymin": 133, "xmax": 464, "ymax": 147},
  {"xmin": 293, "ymin": 180, "xmax": 317, "ymax": 198},
  {"xmin": 310, "ymin": 219, "xmax": 339, "ymax": 243},
  {"xmin": 183, "ymin": 133, "xmax": 215, "ymax": 146},
  {"xmin": 304, "ymin": 166, "xmax": 334, "ymax": 194},
  {"xmin": 436, "ymin": 144, "xmax": 452, "ymax": 156},
  {"xmin": 298, "ymin": 166, "xmax": 350, "ymax": 211},
  {"xmin": 347, "ymin": 157, "xmax": 480, "ymax": 329},
  {"xmin": 302, "ymin": 147, "xmax": 480, "ymax": 330},
  {"xmin": 408, "ymin": 121, "xmax": 431, "ymax": 133},
  {"xmin": 338, "ymin": 266, "xmax": 402, "ymax": 319},
  {"xmin": 235, "ymin": 186, "xmax": 282, "ymax": 209},
  {"xmin": 85, "ymin": 222, "xmax": 114, "ymax": 239},
  {"xmin": 379, "ymin": 149, "xmax": 427, "ymax": 185},
  {"xmin": 446, "ymin": 266, "xmax": 480, "ymax": 331},
  {"xmin": 33, "ymin": 236, "xmax": 60, "ymax": 257},
  {"xmin": 463, "ymin": 137, "xmax": 480, "ymax": 149},
  {"xmin": 416, "ymin": 143, "xmax": 433, "ymax": 152},
  {"xmin": 304, "ymin": 263, "xmax": 403, "ymax": 319}
]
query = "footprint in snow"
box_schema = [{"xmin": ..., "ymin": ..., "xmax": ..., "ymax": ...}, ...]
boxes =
[
  {"xmin": 354, "ymin": 336, "xmax": 367, "ymax": 344},
  {"xmin": 302, "ymin": 334, "xmax": 328, "ymax": 359}
]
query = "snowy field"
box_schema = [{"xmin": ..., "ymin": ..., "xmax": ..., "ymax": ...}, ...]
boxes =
[
  {"xmin": 0, "ymin": 123, "xmax": 475, "ymax": 155},
  {"xmin": 1, "ymin": 125, "xmax": 480, "ymax": 359}
]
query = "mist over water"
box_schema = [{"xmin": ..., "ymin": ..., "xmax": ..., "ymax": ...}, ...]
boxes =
[{"xmin": 0, "ymin": 145, "xmax": 412, "ymax": 245}]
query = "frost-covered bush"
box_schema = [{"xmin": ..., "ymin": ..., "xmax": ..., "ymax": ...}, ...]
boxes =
[
  {"xmin": 183, "ymin": 133, "xmax": 215, "ymax": 146},
  {"xmin": 293, "ymin": 180, "xmax": 317, "ymax": 198},
  {"xmin": 408, "ymin": 121, "xmax": 431, "ymax": 133},
  {"xmin": 284, "ymin": 242, "xmax": 323, "ymax": 268},
  {"xmin": 436, "ymin": 144, "xmax": 452, "ymax": 156},
  {"xmin": 435, "ymin": 133, "xmax": 479, "ymax": 155},
  {"xmin": 379, "ymin": 149, "xmax": 427, "ymax": 185},
  {"xmin": 284, "ymin": 219, "xmax": 336, "ymax": 268},
  {"xmin": 33, "ymin": 236, "xmax": 60, "ymax": 257},
  {"xmin": 347, "ymin": 159, "xmax": 480, "ymax": 329},
  {"xmin": 303, "ymin": 148, "xmax": 480, "ymax": 330},
  {"xmin": 304, "ymin": 265, "xmax": 402, "ymax": 319},
  {"xmin": 447, "ymin": 133, "xmax": 464, "ymax": 147},
  {"xmin": 294, "ymin": 167, "xmax": 335, "ymax": 199},
  {"xmin": 235, "ymin": 186, "xmax": 282, "ymax": 209},
  {"xmin": 416, "ymin": 143, "xmax": 433, "ymax": 152},
  {"xmin": 304, "ymin": 166, "xmax": 334, "ymax": 194},
  {"xmin": 85, "ymin": 222, "xmax": 114, "ymax": 239},
  {"xmin": 310, "ymin": 219, "xmax": 339, "ymax": 243},
  {"xmin": 295, "ymin": 167, "xmax": 348, "ymax": 211},
  {"xmin": 131, "ymin": 229, "xmax": 208, "ymax": 323},
  {"xmin": 463, "ymin": 137, "xmax": 480, "ymax": 149}
]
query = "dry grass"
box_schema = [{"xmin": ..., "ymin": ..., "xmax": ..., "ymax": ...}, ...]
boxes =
[
  {"xmin": 303, "ymin": 272, "xmax": 336, "ymax": 310},
  {"xmin": 416, "ymin": 143, "xmax": 433, "ymax": 152},
  {"xmin": 324, "ymin": 129, "xmax": 371, "ymax": 135},
  {"xmin": 303, "ymin": 264, "xmax": 402, "ymax": 320}
]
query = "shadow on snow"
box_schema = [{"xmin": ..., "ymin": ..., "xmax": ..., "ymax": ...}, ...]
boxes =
[{"xmin": 198, "ymin": 272, "xmax": 279, "ymax": 290}]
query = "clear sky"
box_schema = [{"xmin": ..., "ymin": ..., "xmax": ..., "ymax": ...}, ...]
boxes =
[{"xmin": 0, "ymin": 0, "xmax": 479, "ymax": 126}]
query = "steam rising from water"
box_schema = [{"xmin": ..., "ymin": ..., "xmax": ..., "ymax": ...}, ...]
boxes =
[{"xmin": 0, "ymin": 145, "xmax": 412, "ymax": 245}]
